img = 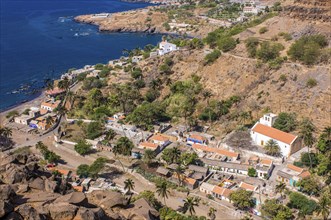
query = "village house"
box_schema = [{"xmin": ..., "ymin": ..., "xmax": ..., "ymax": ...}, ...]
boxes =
[
  {"xmin": 156, "ymin": 166, "xmax": 171, "ymax": 177},
  {"xmin": 187, "ymin": 134, "xmax": 208, "ymax": 145},
  {"xmin": 276, "ymin": 164, "xmax": 310, "ymax": 187},
  {"xmin": 45, "ymin": 87, "xmax": 65, "ymax": 98},
  {"xmin": 14, "ymin": 115, "xmax": 34, "ymax": 125},
  {"xmin": 192, "ymin": 144, "xmax": 239, "ymax": 161},
  {"xmin": 202, "ymin": 158, "xmax": 249, "ymax": 175},
  {"xmin": 212, "ymin": 186, "xmax": 233, "ymax": 202},
  {"xmin": 138, "ymin": 142, "xmax": 161, "ymax": 154},
  {"xmin": 171, "ymin": 174, "xmax": 198, "ymax": 190},
  {"xmin": 148, "ymin": 134, "xmax": 170, "ymax": 148},
  {"xmin": 250, "ymin": 113, "xmax": 302, "ymax": 158},
  {"xmin": 188, "ymin": 165, "xmax": 209, "ymax": 177},
  {"xmin": 200, "ymin": 182, "xmax": 215, "ymax": 194},
  {"xmin": 157, "ymin": 41, "xmax": 177, "ymax": 56},
  {"xmin": 132, "ymin": 55, "xmax": 143, "ymax": 63},
  {"xmin": 239, "ymin": 182, "xmax": 259, "ymax": 192},
  {"xmin": 40, "ymin": 99, "xmax": 61, "ymax": 115},
  {"xmin": 256, "ymin": 159, "xmax": 274, "ymax": 179}
]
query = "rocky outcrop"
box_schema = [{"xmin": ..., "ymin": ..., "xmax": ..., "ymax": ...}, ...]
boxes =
[{"xmin": 0, "ymin": 152, "xmax": 158, "ymax": 219}]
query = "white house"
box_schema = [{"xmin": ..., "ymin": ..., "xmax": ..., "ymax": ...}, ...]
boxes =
[
  {"xmin": 212, "ymin": 186, "xmax": 233, "ymax": 202},
  {"xmin": 250, "ymin": 113, "xmax": 301, "ymax": 157},
  {"xmin": 199, "ymin": 182, "xmax": 215, "ymax": 195},
  {"xmin": 157, "ymin": 41, "xmax": 177, "ymax": 56},
  {"xmin": 149, "ymin": 134, "xmax": 170, "ymax": 148}
]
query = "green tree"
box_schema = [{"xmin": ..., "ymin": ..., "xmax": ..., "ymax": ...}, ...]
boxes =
[
  {"xmin": 287, "ymin": 192, "xmax": 317, "ymax": 216},
  {"xmin": 104, "ymin": 129, "xmax": 117, "ymax": 142},
  {"xmin": 299, "ymin": 118, "xmax": 316, "ymax": 168},
  {"xmin": 256, "ymin": 41, "xmax": 283, "ymax": 62},
  {"xmin": 85, "ymin": 121, "xmax": 104, "ymax": 140},
  {"xmin": 218, "ymin": 37, "xmax": 237, "ymax": 52},
  {"xmin": 124, "ymin": 178, "xmax": 135, "ymax": 194},
  {"xmin": 180, "ymin": 152, "xmax": 199, "ymax": 166},
  {"xmin": 275, "ymin": 182, "xmax": 286, "ymax": 199},
  {"xmin": 134, "ymin": 190, "xmax": 162, "ymax": 210},
  {"xmin": 204, "ymin": 49, "xmax": 221, "ymax": 65},
  {"xmin": 272, "ymin": 112, "xmax": 297, "ymax": 132},
  {"xmin": 183, "ymin": 196, "xmax": 200, "ymax": 216},
  {"xmin": 207, "ymin": 207, "xmax": 217, "ymax": 220},
  {"xmin": 245, "ymin": 37, "xmax": 259, "ymax": 57},
  {"xmin": 143, "ymin": 149, "xmax": 156, "ymax": 167},
  {"xmin": 248, "ymin": 167, "xmax": 257, "ymax": 177},
  {"xmin": 114, "ymin": 137, "xmax": 134, "ymax": 156},
  {"xmin": 156, "ymin": 179, "xmax": 170, "ymax": 206},
  {"xmin": 261, "ymin": 199, "xmax": 293, "ymax": 220},
  {"xmin": 264, "ymin": 139, "xmax": 281, "ymax": 157},
  {"xmin": 229, "ymin": 189, "xmax": 254, "ymax": 210},
  {"xmin": 74, "ymin": 140, "xmax": 92, "ymax": 156},
  {"xmin": 109, "ymin": 83, "xmax": 141, "ymax": 114},
  {"xmin": 88, "ymin": 157, "xmax": 108, "ymax": 178},
  {"xmin": 77, "ymin": 164, "xmax": 90, "ymax": 178},
  {"xmin": 315, "ymin": 193, "xmax": 331, "ymax": 220},
  {"xmin": 45, "ymin": 151, "xmax": 61, "ymax": 163},
  {"xmin": 296, "ymin": 175, "xmax": 320, "ymax": 196}
]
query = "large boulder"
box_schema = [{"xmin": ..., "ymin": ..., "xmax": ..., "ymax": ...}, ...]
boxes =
[
  {"xmin": 3, "ymin": 211, "xmax": 23, "ymax": 220},
  {"xmin": 44, "ymin": 179, "xmax": 57, "ymax": 193},
  {"xmin": 0, "ymin": 185, "xmax": 16, "ymax": 201},
  {"xmin": 0, "ymin": 200, "xmax": 14, "ymax": 218},
  {"xmin": 87, "ymin": 190, "xmax": 127, "ymax": 211},
  {"xmin": 29, "ymin": 178, "xmax": 45, "ymax": 191},
  {"xmin": 48, "ymin": 202, "xmax": 78, "ymax": 220},
  {"xmin": 55, "ymin": 192, "xmax": 87, "ymax": 206},
  {"xmin": 16, "ymin": 204, "xmax": 47, "ymax": 220},
  {"xmin": 73, "ymin": 207, "xmax": 96, "ymax": 220}
]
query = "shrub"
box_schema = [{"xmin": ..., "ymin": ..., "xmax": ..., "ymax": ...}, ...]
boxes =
[
  {"xmin": 248, "ymin": 168, "xmax": 257, "ymax": 177},
  {"xmin": 256, "ymin": 42, "xmax": 284, "ymax": 62},
  {"xmin": 245, "ymin": 37, "xmax": 259, "ymax": 57},
  {"xmin": 204, "ymin": 49, "xmax": 221, "ymax": 65},
  {"xmin": 306, "ymin": 78, "xmax": 317, "ymax": 88},
  {"xmin": 259, "ymin": 27, "xmax": 268, "ymax": 34},
  {"xmin": 163, "ymin": 22, "xmax": 170, "ymax": 31},
  {"xmin": 288, "ymin": 35, "xmax": 328, "ymax": 65},
  {"xmin": 218, "ymin": 37, "xmax": 237, "ymax": 52},
  {"xmin": 6, "ymin": 110, "xmax": 19, "ymax": 119},
  {"xmin": 279, "ymin": 74, "xmax": 287, "ymax": 82},
  {"xmin": 74, "ymin": 140, "xmax": 92, "ymax": 156}
]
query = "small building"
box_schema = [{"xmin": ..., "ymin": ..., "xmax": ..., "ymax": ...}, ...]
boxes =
[
  {"xmin": 243, "ymin": 6, "xmax": 260, "ymax": 14},
  {"xmin": 192, "ymin": 144, "xmax": 239, "ymax": 161},
  {"xmin": 14, "ymin": 115, "xmax": 33, "ymax": 125},
  {"xmin": 86, "ymin": 70, "xmax": 101, "ymax": 78},
  {"xmin": 212, "ymin": 186, "xmax": 233, "ymax": 202},
  {"xmin": 256, "ymin": 159, "xmax": 274, "ymax": 179},
  {"xmin": 92, "ymin": 13, "xmax": 109, "ymax": 18},
  {"xmin": 149, "ymin": 134, "xmax": 170, "ymax": 148},
  {"xmin": 156, "ymin": 167, "xmax": 171, "ymax": 177},
  {"xmin": 187, "ymin": 134, "xmax": 207, "ymax": 145},
  {"xmin": 200, "ymin": 182, "xmax": 215, "ymax": 195},
  {"xmin": 239, "ymin": 182, "xmax": 259, "ymax": 192},
  {"xmin": 138, "ymin": 142, "xmax": 161, "ymax": 153},
  {"xmin": 202, "ymin": 158, "xmax": 249, "ymax": 175},
  {"xmin": 276, "ymin": 164, "xmax": 310, "ymax": 187},
  {"xmin": 157, "ymin": 41, "xmax": 177, "ymax": 56},
  {"xmin": 40, "ymin": 99, "xmax": 61, "ymax": 114},
  {"xmin": 188, "ymin": 165, "xmax": 209, "ymax": 177},
  {"xmin": 132, "ymin": 55, "xmax": 143, "ymax": 63},
  {"xmin": 45, "ymin": 87, "xmax": 65, "ymax": 97},
  {"xmin": 29, "ymin": 107, "xmax": 40, "ymax": 118},
  {"xmin": 251, "ymin": 113, "xmax": 301, "ymax": 157},
  {"xmin": 171, "ymin": 174, "xmax": 198, "ymax": 190}
]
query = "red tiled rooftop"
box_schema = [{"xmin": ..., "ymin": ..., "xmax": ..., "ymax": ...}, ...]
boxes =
[
  {"xmin": 139, "ymin": 142, "xmax": 159, "ymax": 149},
  {"xmin": 252, "ymin": 123, "xmax": 297, "ymax": 145},
  {"xmin": 287, "ymin": 164, "xmax": 304, "ymax": 173},
  {"xmin": 150, "ymin": 134, "xmax": 169, "ymax": 142},
  {"xmin": 239, "ymin": 182, "xmax": 256, "ymax": 191}
]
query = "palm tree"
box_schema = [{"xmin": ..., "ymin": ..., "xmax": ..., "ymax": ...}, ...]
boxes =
[
  {"xmin": 207, "ymin": 207, "xmax": 217, "ymax": 220},
  {"xmin": 264, "ymin": 139, "xmax": 281, "ymax": 157},
  {"xmin": 315, "ymin": 194, "xmax": 331, "ymax": 220},
  {"xmin": 1, "ymin": 127, "xmax": 12, "ymax": 139},
  {"xmin": 143, "ymin": 149, "xmax": 156, "ymax": 167},
  {"xmin": 175, "ymin": 165, "xmax": 185, "ymax": 186},
  {"xmin": 170, "ymin": 147, "xmax": 181, "ymax": 164},
  {"xmin": 299, "ymin": 118, "xmax": 316, "ymax": 168},
  {"xmin": 156, "ymin": 179, "xmax": 170, "ymax": 206},
  {"xmin": 46, "ymin": 116, "xmax": 55, "ymax": 126},
  {"xmin": 239, "ymin": 111, "xmax": 252, "ymax": 126},
  {"xmin": 275, "ymin": 182, "xmax": 286, "ymax": 200},
  {"xmin": 58, "ymin": 76, "xmax": 70, "ymax": 92},
  {"xmin": 183, "ymin": 196, "xmax": 200, "ymax": 216},
  {"xmin": 124, "ymin": 178, "xmax": 135, "ymax": 194},
  {"xmin": 44, "ymin": 78, "xmax": 54, "ymax": 91}
]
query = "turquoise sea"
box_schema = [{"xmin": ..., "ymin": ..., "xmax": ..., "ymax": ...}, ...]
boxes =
[{"xmin": 0, "ymin": 0, "xmax": 162, "ymax": 111}]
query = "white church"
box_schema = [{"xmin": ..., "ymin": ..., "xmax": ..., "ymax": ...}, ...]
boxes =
[{"xmin": 250, "ymin": 113, "xmax": 302, "ymax": 158}]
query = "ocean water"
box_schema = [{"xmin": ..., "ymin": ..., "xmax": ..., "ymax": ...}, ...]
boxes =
[{"xmin": 0, "ymin": 0, "xmax": 162, "ymax": 111}]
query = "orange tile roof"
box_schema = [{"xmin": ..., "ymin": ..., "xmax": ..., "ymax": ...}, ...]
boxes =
[
  {"xmin": 260, "ymin": 159, "xmax": 273, "ymax": 166},
  {"xmin": 298, "ymin": 170, "xmax": 310, "ymax": 179},
  {"xmin": 287, "ymin": 164, "xmax": 304, "ymax": 173},
  {"xmin": 239, "ymin": 182, "xmax": 256, "ymax": 191},
  {"xmin": 139, "ymin": 142, "xmax": 159, "ymax": 149},
  {"xmin": 212, "ymin": 186, "xmax": 233, "ymax": 198},
  {"xmin": 49, "ymin": 167, "xmax": 71, "ymax": 176},
  {"xmin": 45, "ymin": 87, "xmax": 65, "ymax": 95},
  {"xmin": 73, "ymin": 186, "xmax": 83, "ymax": 192},
  {"xmin": 189, "ymin": 134, "xmax": 206, "ymax": 141},
  {"xmin": 150, "ymin": 134, "xmax": 169, "ymax": 142},
  {"xmin": 252, "ymin": 123, "xmax": 297, "ymax": 145},
  {"xmin": 172, "ymin": 174, "xmax": 196, "ymax": 185},
  {"xmin": 40, "ymin": 108, "xmax": 48, "ymax": 115},
  {"xmin": 41, "ymin": 100, "xmax": 60, "ymax": 109},
  {"xmin": 192, "ymin": 144, "xmax": 239, "ymax": 158}
]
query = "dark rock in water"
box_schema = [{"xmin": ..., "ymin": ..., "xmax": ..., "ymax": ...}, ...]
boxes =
[
  {"xmin": 0, "ymin": 200, "xmax": 14, "ymax": 218},
  {"xmin": 17, "ymin": 204, "xmax": 47, "ymax": 220}
]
